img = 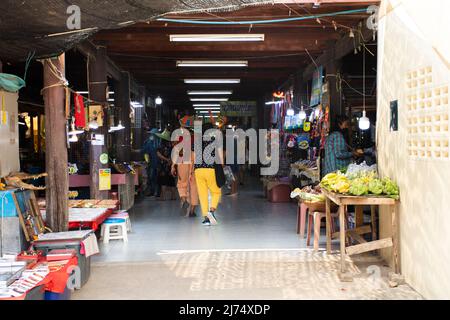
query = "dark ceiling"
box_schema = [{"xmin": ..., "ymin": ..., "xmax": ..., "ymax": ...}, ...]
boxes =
[
  {"xmin": 0, "ymin": 0, "xmax": 269, "ymax": 60},
  {"xmin": 91, "ymin": 1, "xmax": 378, "ymax": 111}
]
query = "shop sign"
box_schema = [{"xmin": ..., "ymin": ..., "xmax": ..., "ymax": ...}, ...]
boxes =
[
  {"xmin": 220, "ymin": 101, "xmax": 257, "ymax": 117},
  {"xmin": 310, "ymin": 66, "xmax": 323, "ymax": 106},
  {"xmin": 89, "ymin": 105, "xmax": 103, "ymax": 127},
  {"xmin": 99, "ymin": 168, "xmax": 111, "ymax": 191},
  {"xmin": 91, "ymin": 134, "xmax": 104, "ymax": 146}
]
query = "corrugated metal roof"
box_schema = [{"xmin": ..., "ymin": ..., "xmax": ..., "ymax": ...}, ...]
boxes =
[{"xmin": 0, "ymin": 0, "xmax": 269, "ymax": 61}]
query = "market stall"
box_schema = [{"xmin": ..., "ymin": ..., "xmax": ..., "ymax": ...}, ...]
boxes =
[
  {"xmin": 319, "ymin": 167, "xmax": 401, "ymax": 281},
  {"xmin": 0, "ymin": 228, "xmax": 98, "ymax": 301}
]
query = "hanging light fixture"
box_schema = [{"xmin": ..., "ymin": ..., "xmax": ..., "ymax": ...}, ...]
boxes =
[
  {"xmin": 286, "ymin": 106, "xmax": 295, "ymax": 117},
  {"xmin": 88, "ymin": 119, "xmax": 99, "ymax": 130},
  {"xmin": 299, "ymin": 106, "xmax": 307, "ymax": 120},
  {"xmin": 155, "ymin": 96, "xmax": 163, "ymax": 105},
  {"xmin": 69, "ymin": 134, "xmax": 78, "ymax": 143},
  {"xmin": 359, "ymin": 110, "xmax": 370, "ymax": 130},
  {"xmin": 349, "ymin": 29, "xmax": 355, "ymax": 38},
  {"xmin": 359, "ymin": 47, "xmax": 371, "ymax": 130}
]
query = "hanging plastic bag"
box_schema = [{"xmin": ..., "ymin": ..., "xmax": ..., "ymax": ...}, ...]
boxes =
[{"xmin": 0, "ymin": 73, "xmax": 26, "ymax": 92}]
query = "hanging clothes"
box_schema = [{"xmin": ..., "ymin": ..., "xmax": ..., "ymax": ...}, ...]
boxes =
[{"xmin": 74, "ymin": 93, "xmax": 86, "ymax": 128}]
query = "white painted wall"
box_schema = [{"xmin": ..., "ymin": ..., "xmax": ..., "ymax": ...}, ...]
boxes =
[
  {"xmin": 0, "ymin": 90, "xmax": 19, "ymax": 177},
  {"xmin": 377, "ymin": 0, "xmax": 450, "ymax": 299}
]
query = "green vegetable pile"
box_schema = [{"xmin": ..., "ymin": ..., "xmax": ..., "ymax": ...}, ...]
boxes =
[
  {"xmin": 348, "ymin": 178, "xmax": 369, "ymax": 196},
  {"xmin": 321, "ymin": 170, "xmax": 400, "ymax": 199}
]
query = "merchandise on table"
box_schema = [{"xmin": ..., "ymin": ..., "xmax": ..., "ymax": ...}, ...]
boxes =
[
  {"xmin": 32, "ymin": 230, "xmax": 96, "ymax": 288},
  {"xmin": 291, "ymin": 185, "xmax": 325, "ymax": 203},
  {"xmin": 46, "ymin": 249, "xmax": 76, "ymax": 261},
  {"xmin": 320, "ymin": 169, "xmax": 400, "ymax": 199}
]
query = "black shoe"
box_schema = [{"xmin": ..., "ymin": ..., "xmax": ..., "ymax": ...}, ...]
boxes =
[
  {"xmin": 202, "ymin": 217, "xmax": 211, "ymax": 226},
  {"xmin": 207, "ymin": 212, "xmax": 218, "ymax": 225},
  {"xmin": 189, "ymin": 212, "xmax": 197, "ymax": 217}
]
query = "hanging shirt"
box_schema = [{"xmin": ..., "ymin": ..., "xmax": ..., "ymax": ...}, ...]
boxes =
[
  {"xmin": 74, "ymin": 93, "xmax": 86, "ymax": 128},
  {"xmin": 323, "ymin": 131, "xmax": 352, "ymax": 176}
]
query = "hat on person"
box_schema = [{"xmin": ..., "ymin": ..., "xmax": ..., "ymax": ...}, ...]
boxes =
[
  {"xmin": 155, "ymin": 129, "xmax": 171, "ymax": 141},
  {"xmin": 179, "ymin": 115, "xmax": 194, "ymax": 128}
]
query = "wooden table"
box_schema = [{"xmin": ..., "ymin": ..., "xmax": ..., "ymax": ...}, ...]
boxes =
[{"xmin": 322, "ymin": 189, "xmax": 400, "ymax": 281}]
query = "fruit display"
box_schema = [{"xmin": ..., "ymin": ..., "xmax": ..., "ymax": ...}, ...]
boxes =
[
  {"xmin": 320, "ymin": 172, "xmax": 351, "ymax": 194},
  {"xmin": 290, "ymin": 185, "xmax": 325, "ymax": 203},
  {"xmin": 320, "ymin": 170, "xmax": 400, "ymax": 199}
]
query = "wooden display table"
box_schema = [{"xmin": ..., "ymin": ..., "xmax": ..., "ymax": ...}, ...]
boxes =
[{"xmin": 322, "ymin": 189, "xmax": 400, "ymax": 281}]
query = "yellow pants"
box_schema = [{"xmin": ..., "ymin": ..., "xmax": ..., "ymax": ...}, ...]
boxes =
[{"xmin": 194, "ymin": 168, "xmax": 222, "ymax": 217}]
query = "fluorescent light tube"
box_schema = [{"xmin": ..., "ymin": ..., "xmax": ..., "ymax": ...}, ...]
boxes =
[
  {"xmin": 177, "ymin": 60, "xmax": 248, "ymax": 67},
  {"xmin": 194, "ymin": 108, "xmax": 221, "ymax": 111},
  {"xmin": 193, "ymin": 104, "xmax": 221, "ymax": 107},
  {"xmin": 188, "ymin": 90, "xmax": 232, "ymax": 95},
  {"xmin": 265, "ymin": 101, "xmax": 283, "ymax": 105},
  {"xmin": 190, "ymin": 98, "xmax": 229, "ymax": 102},
  {"xmin": 198, "ymin": 111, "xmax": 220, "ymax": 114},
  {"xmin": 170, "ymin": 34, "xmax": 264, "ymax": 42},
  {"xmin": 184, "ymin": 79, "xmax": 240, "ymax": 84}
]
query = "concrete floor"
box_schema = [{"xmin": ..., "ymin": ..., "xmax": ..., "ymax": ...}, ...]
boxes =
[{"xmin": 72, "ymin": 179, "xmax": 422, "ymax": 300}]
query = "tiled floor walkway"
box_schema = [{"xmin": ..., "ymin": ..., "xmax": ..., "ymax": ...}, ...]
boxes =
[{"xmin": 73, "ymin": 179, "xmax": 422, "ymax": 300}]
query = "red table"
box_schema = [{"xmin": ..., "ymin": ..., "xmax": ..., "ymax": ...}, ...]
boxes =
[
  {"xmin": 0, "ymin": 257, "xmax": 78, "ymax": 300},
  {"xmin": 68, "ymin": 208, "xmax": 113, "ymax": 231}
]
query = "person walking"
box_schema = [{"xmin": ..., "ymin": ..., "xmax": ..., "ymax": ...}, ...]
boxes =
[
  {"xmin": 194, "ymin": 123, "xmax": 224, "ymax": 226},
  {"xmin": 171, "ymin": 135, "xmax": 199, "ymax": 217}
]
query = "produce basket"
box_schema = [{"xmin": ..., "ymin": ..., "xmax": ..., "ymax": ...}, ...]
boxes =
[{"xmin": 301, "ymin": 200, "xmax": 338, "ymax": 212}]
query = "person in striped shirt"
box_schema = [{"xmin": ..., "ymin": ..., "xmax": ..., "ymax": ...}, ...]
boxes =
[{"xmin": 323, "ymin": 116, "xmax": 362, "ymax": 176}]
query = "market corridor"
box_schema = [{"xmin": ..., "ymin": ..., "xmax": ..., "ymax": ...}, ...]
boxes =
[
  {"xmin": 72, "ymin": 180, "xmax": 421, "ymax": 300},
  {"xmin": 92, "ymin": 178, "xmax": 302, "ymax": 263}
]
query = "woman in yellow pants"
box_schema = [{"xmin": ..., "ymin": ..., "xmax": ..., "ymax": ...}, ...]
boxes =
[{"xmin": 194, "ymin": 124, "xmax": 223, "ymax": 226}]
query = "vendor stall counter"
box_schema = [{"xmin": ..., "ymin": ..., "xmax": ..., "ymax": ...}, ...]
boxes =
[
  {"xmin": 69, "ymin": 173, "xmax": 138, "ymax": 210},
  {"xmin": 322, "ymin": 189, "xmax": 400, "ymax": 281}
]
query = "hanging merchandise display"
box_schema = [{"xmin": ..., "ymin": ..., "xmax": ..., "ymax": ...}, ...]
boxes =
[
  {"xmin": 310, "ymin": 66, "xmax": 324, "ymax": 106},
  {"xmin": 1, "ymin": 92, "xmax": 8, "ymax": 126},
  {"xmin": 89, "ymin": 105, "xmax": 103, "ymax": 127},
  {"xmin": 303, "ymin": 121, "xmax": 311, "ymax": 132},
  {"xmin": 74, "ymin": 93, "xmax": 86, "ymax": 128}
]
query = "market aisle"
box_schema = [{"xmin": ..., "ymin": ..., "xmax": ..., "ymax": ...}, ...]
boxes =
[
  {"xmin": 72, "ymin": 179, "xmax": 422, "ymax": 300},
  {"xmin": 91, "ymin": 178, "xmax": 304, "ymax": 263}
]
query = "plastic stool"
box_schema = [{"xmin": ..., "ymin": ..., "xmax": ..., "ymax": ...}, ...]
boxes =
[
  {"xmin": 296, "ymin": 202, "xmax": 308, "ymax": 238},
  {"xmin": 109, "ymin": 212, "xmax": 132, "ymax": 233},
  {"xmin": 306, "ymin": 211, "xmax": 338, "ymax": 251},
  {"xmin": 101, "ymin": 218, "xmax": 128, "ymax": 244}
]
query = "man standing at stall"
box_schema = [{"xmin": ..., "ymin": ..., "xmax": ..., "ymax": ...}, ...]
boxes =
[{"xmin": 143, "ymin": 128, "xmax": 160, "ymax": 197}]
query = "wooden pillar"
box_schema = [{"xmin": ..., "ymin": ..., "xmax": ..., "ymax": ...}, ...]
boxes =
[
  {"xmin": 325, "ymin": 44, "xmax": 343, "ymax": 129},
  {"xmin": 88, "ymin": 46, "xmax": 109, "ymax": 199},
  {"xmin": 43, "ymin": 54, "xmax": 69, "ymax": 232},
  {"xmin": 116, "ymin": 72, "xmax": 131, "ymax": 162}
]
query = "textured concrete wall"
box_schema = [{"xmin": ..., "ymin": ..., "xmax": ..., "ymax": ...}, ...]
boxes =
[{"xmin": 377, "ymin": 0, "xmax": 450, "ymax": 299}]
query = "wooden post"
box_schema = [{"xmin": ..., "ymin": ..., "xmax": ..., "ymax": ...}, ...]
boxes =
[
  {"xmin": 325, "ymin": 197, "xmax": 332, "ymax": 254},
  {"xmin": 88, "ymin": 46, "xmax": 109, "ymax": 199},
  {"xmin": 325, "ymin": 43, "xmax": 343, "ymax": 126},
  {"xmin": 355, "ymin": 205, "xmax": 364, "ymax": 227},
  {"xmin": 116, "ymin": 72, "xmax": 131, "ymax": 162},
  {"xmin": 391, "ymin": 204, "xmax": 400, "ymax": 274},
  {"xmin": 131, "ymin": 86, "xmax": 145, "ymax": 159},
  {"xmin": 339, "ymin": 205, "xmax": 346, "ymax": 273},
  {"xmin": 371, "ymin": 205, "xmax": 377, "ymax": 241},
  {"xmin": 43, "ymin": 54, "xmax": 69, "ymax": 232}
]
